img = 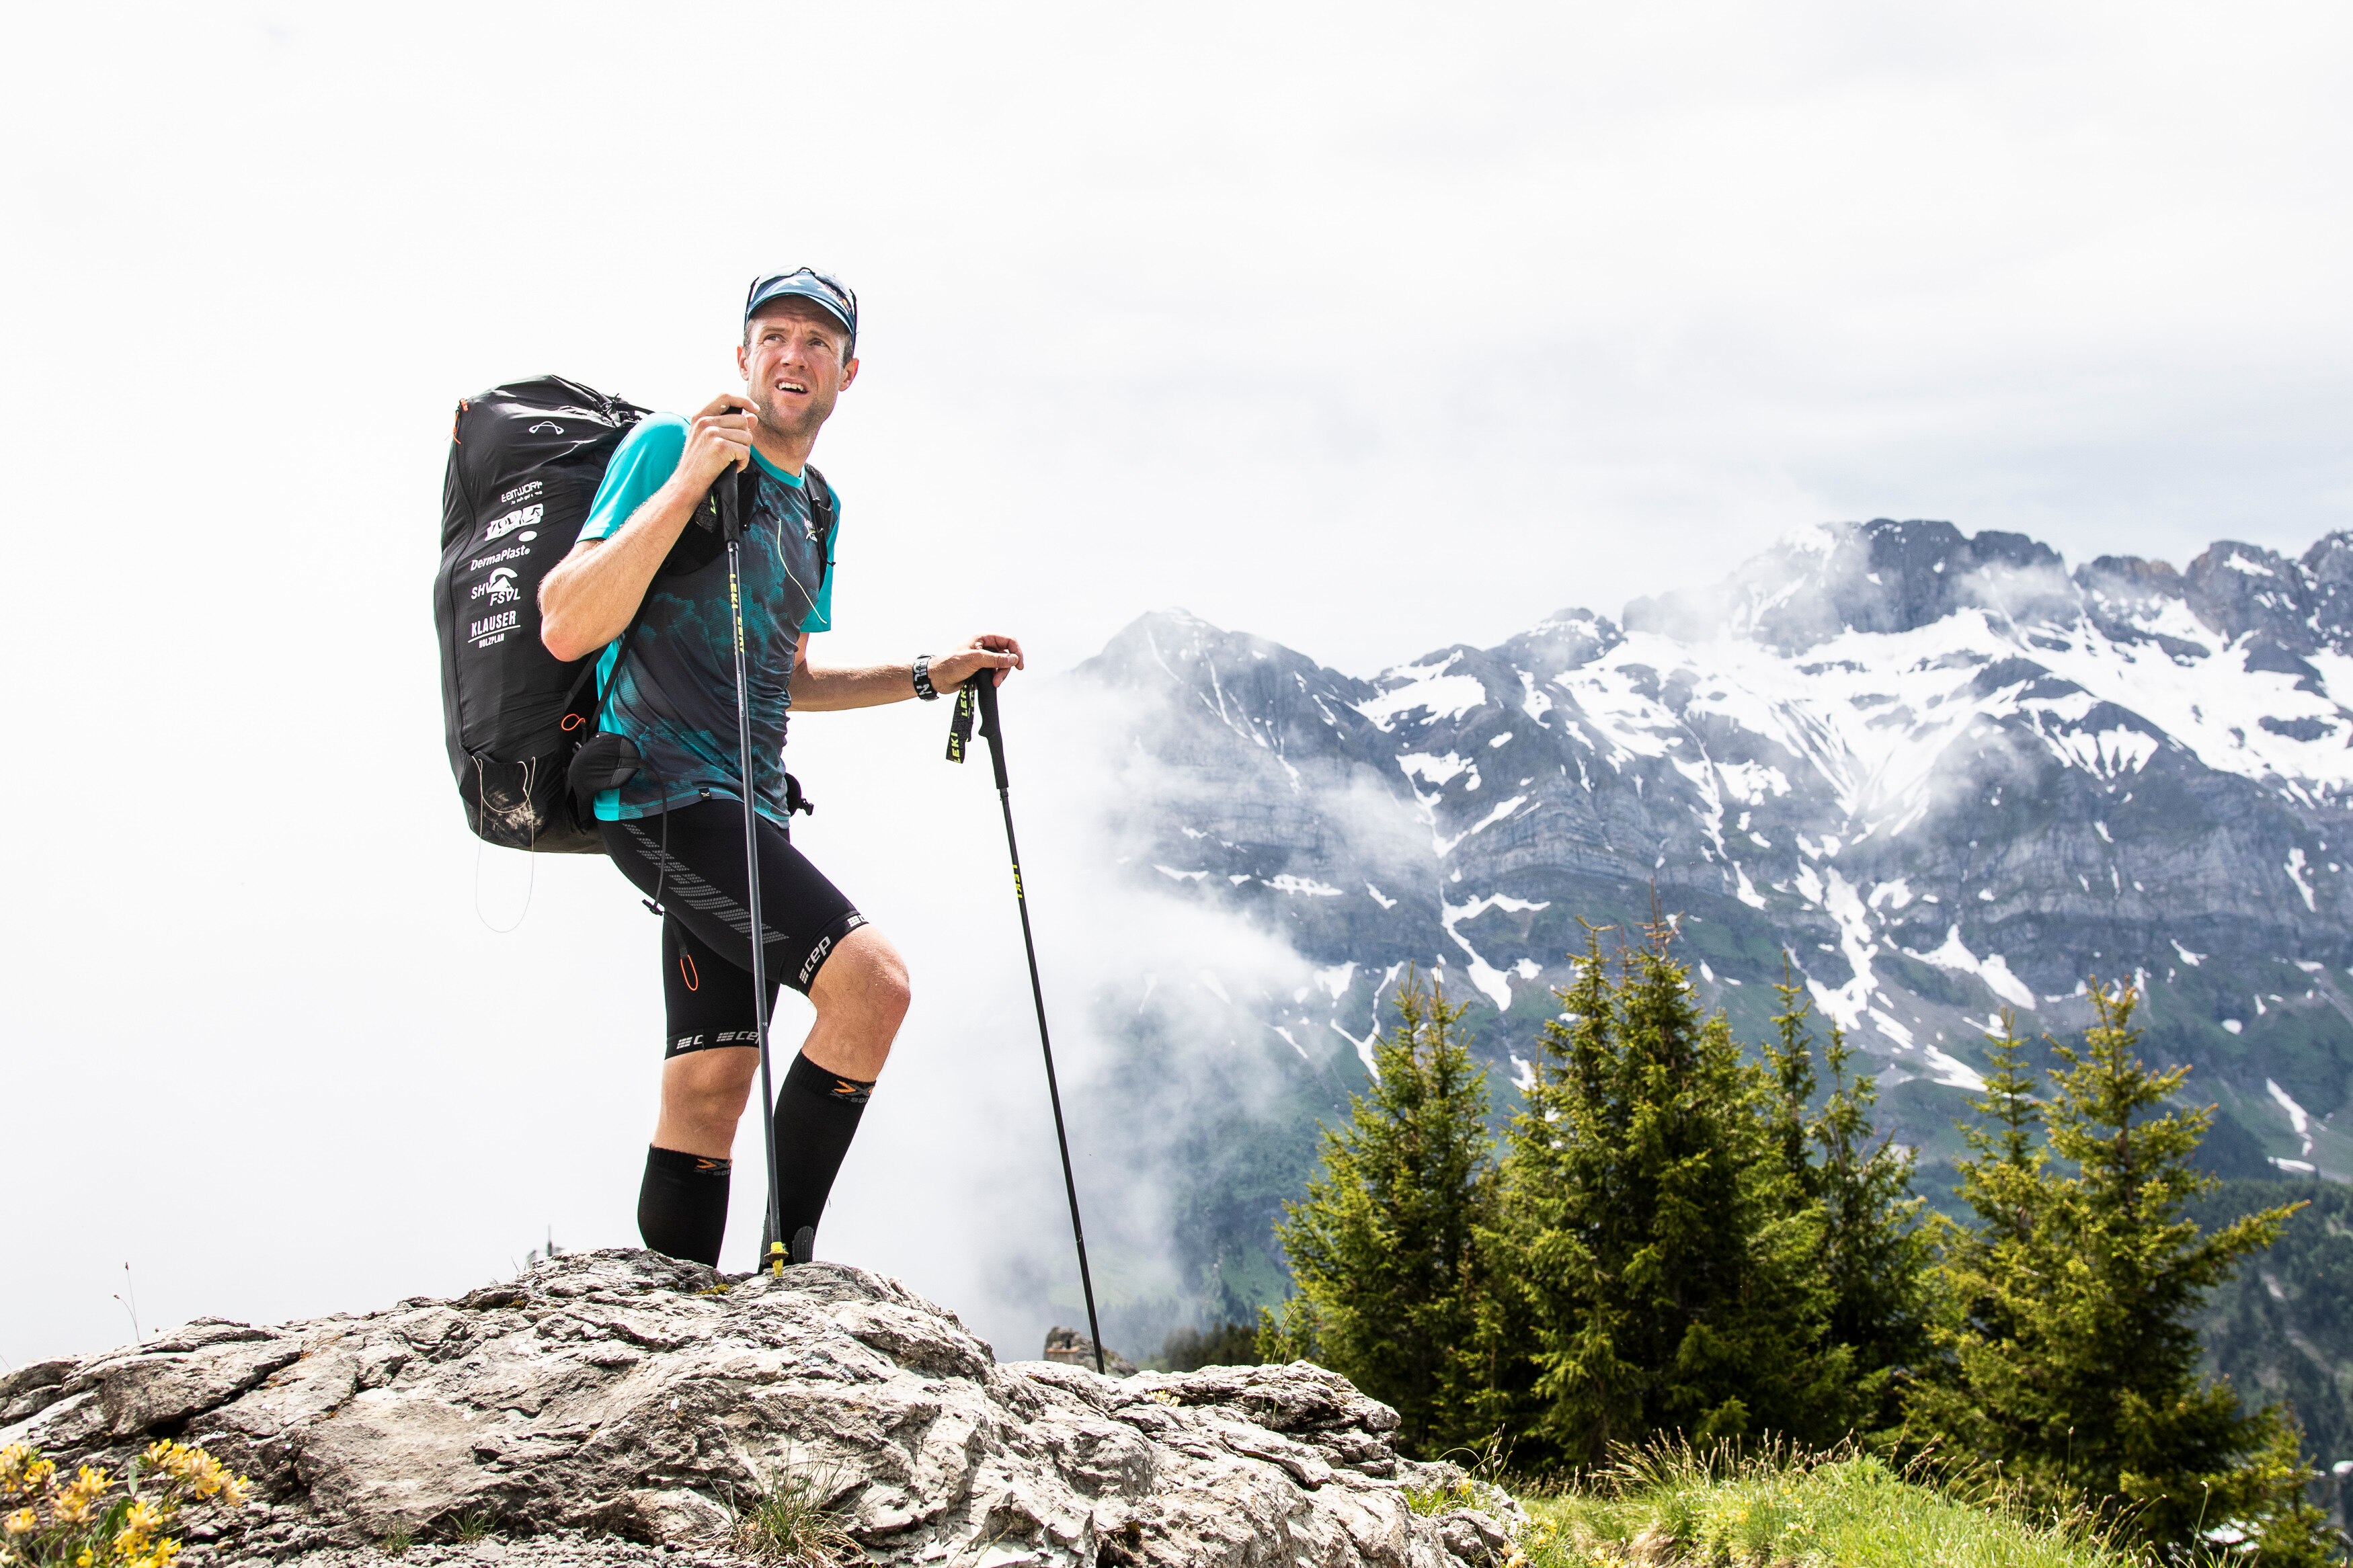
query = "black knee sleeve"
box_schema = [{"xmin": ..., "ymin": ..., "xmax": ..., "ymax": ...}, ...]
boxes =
[
  {"xmin": 638, "ymin": 1145, "xmax": 731, "ymax": 1267},
  {"xmin": 765, "ymin": 1053, "xmax": 874, "ymax": 1266}
]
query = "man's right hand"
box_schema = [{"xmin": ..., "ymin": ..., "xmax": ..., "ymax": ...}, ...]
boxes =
[
  {"xmin": 541, "ymin": 396, "xmax": 755, "ymax": 663},
  {"xmin": 679, "ymin": 394, "xmax": 757, "ymax": 489}
]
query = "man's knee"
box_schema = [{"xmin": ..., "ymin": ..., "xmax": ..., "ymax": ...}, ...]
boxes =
[
  {"xmin": 664, "ymin": 1048, "xmax": 758, "ymax": 1114},
  {"xmin": 818, "ymin": 926, "xmax": 911, "ymax": 1027}
]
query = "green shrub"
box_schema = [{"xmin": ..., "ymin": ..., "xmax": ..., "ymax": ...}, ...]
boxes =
[{"xmin": 731, "ymin": 1469, "xmax": 859, "ymax": 1565}]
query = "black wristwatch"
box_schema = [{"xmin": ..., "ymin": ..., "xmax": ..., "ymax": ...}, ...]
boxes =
[{"xmin": 912, "ymin": 653, "xmax": 939, "ymax": 701}]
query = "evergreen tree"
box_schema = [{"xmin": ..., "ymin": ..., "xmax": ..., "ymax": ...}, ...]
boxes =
[
  {"xmin": 1763, "ymin": 966, "xmax": 1937, "ymax": 1438},
  {"xmin": 1267, "ymin": 971, "xmax": 1495, "ymax": 1455},
  {"xmin": 1904, "ymin": 1010, "xmax": 2055, "ymax": 1477},
  {"xmin": 1907, "ymin": 985, "xmax": 2331, "ymax": 1560},
  {"xmin": 1480, "ymin": 923, "xmax": 1844, "ymax": 1467}
]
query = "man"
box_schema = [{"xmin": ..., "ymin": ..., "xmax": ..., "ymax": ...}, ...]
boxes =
[{"xmin": 539, "ymin": 270, "xmax": 1019, "ymax": 1269}]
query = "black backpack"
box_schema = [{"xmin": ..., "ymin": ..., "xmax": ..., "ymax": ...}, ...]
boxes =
[{"xmin": 434, "ymin": 376, "xmax": 834, "ymax": 854}]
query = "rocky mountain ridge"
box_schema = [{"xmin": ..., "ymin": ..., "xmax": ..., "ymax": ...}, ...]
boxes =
[
  {"xmin": 1070, "ymin": 521, "xmax": 2353, "ymax": 1311},
  {"xmin": 0, "ymin": 1250, "xmax": 1515, "ymax": 1567}
]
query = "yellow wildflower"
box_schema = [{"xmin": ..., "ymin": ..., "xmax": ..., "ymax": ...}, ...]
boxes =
[
  {"xmin": 0, "ymin": 1445, "xmax": 56, "ymax": 1498},
  {"xmin": 5, "ymin": 1505, "xmax": 37, "ymax": 1536},
  {"xmin": 118, "ymin": 1497, "xmax": 167, "ymax": 1542},
  {"xmin": 54, "ymin": 1465, "xmax": 112, "ymax": 1524},
  {"xmin": 120, "ymin": 1532, "xmax": 183, "ymax": 1568}
]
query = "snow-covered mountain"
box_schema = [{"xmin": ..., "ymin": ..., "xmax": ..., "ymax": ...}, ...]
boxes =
[{"xmin": 1076, "ymin": 518, "xmax": 2353, "ymax": 1227}]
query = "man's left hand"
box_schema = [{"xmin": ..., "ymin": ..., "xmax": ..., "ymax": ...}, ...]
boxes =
[{"xmin": 928, "ymin": 633, "xmax": 1025, "ymax": 690}]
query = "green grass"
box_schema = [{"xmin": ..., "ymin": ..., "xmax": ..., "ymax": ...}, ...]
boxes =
[
  {"xmin": 1514, "ymin": 1445, "xmax": 2139, "ymax": 1568},
  {"xmin": 731, "ymin": 1469, "xmax": 860, "ymax": 1566}
]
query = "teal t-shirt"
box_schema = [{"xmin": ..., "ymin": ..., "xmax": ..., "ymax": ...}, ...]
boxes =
[{"xmin": 578, "ymin": 413, "xmax": 839, "ymax": 825}]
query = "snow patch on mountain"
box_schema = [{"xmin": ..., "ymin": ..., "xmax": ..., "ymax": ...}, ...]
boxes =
[
  {"xmin": 2268, "ymin": 1078, "xmax": 2314, "ymax": 1155},
  {"xmin": 1070, "ymin": 520, "xmax": 2353, "ymax": 1195},
  {"xmin": 1360, "ymin": 654, "xmax": 1490, "ymax": 729}
]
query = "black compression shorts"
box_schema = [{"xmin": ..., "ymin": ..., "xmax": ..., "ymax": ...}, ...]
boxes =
[{"xmin": 600, "ymin": 800, "xmax": 866, "ymax": 1058}]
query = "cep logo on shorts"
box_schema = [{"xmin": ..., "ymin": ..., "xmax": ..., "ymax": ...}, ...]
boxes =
[
  {"xmin": 670, "ymin": 1029, "xmax": 760, "ymax": 1053},
  {"xmin": 797, "ymin": 938, "xmax": 833, "ymax": 989}
]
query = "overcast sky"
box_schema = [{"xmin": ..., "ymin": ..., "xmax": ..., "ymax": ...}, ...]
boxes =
[{"xmin": 5, "ymin": 1, "xmax": 2350, "ymax": 1366}]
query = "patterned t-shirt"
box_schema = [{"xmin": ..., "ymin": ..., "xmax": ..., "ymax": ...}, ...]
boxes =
[{"xmin": 577, "ymin": 413, "xmax": 837, "ymax": 825}]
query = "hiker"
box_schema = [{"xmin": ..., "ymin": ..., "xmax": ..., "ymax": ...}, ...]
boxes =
[{"xmin": 535, "ymin": 270, "xmax": 1022, "ymax": 1269}]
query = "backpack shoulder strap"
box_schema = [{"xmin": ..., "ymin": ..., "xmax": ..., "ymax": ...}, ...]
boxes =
[
  {"xmin": 557, "ymin": 610, "xmax": 647, "ymax": 732},
  {"xmin": 804, "ymin": 464, "xmax": 838, "ymax": 589},
  {"xmin": 560, "ymin": 459, "xmax": 755, "ymax": 730}
]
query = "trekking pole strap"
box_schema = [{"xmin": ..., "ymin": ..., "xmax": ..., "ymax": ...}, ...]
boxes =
[{"xmin": 945, "ymin": 680, "xmax": 977, "ymax": 764}]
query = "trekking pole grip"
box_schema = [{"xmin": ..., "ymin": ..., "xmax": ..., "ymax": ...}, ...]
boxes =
[
  {"xmin": 716, "ymin": 468, "xmax": 744, "ymax": 543},
  {"xmin": 971, "ymin": 675, "xmax": 1011, "ymax": 792}
]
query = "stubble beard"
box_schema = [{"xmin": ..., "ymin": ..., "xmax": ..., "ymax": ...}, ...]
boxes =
[{"xmin": 754, "ymin": 387, "xmax": 833, "ymax": 449}]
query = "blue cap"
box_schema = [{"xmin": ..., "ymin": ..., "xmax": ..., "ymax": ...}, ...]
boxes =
[{"xmin": 744, "ymin": 269, "xmax": 858, "ymax": 358}]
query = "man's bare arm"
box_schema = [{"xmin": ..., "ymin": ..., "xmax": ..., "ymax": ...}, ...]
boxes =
[
  {"xmin": 539, "ymin": 396, "xmax": 756, "ymax": 663},
  {"xmin": 792, "ymin": 633, "xmax": 1025, "ymax": 712}
]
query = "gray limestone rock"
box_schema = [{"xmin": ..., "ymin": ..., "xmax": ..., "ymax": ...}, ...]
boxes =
[{"xmin": 0, "ymin": 1249, "xmax": 1517, "ymax": 1567}]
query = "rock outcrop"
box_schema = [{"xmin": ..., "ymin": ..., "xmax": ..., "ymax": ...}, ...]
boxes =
[
  {"xmin": 1038, "ymin": 1329, "xmax": 1138, "ymax": 1379},
  {"xmin": 0, "ymin": 1249, "xmax": 1517, "ymax": 1567}
]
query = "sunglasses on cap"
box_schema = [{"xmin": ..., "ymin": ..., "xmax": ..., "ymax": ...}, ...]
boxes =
[{"xmin": 744, "ymin": 269, "xmax": 859, "ymax": 356}]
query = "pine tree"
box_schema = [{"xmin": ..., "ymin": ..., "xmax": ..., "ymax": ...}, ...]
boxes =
[
  {"xmin": 1481, "ymin": 923, "xmax": 1844, "ymax": 1467},
  {"xmin": 1907, "ymin": 985, "xmax": 2331, "ymax": 1559},
  {"xmin": 1763, "ymin": 966, "xmax": 1936, "ymax": 1438},
  {"xmin": 1267, "ymin": 971, "xmax": 1495, "ymax": 1455},
  {"xmin": 1903, "ymin": 1009, "xmax": 2055, "ymax": 1475}
]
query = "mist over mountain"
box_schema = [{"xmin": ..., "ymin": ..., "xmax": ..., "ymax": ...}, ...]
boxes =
[{"xmin": 1063, "ymin": 518, "xmax": 2353, "ymax": 1340}]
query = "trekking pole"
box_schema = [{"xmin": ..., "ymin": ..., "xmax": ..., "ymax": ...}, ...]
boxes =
[
  {"xmin": 719, "ymin": 474, "xmax": 790, "ymax": 1280},
  {"xmin": 948, "ymin": 674, "xmax": 1107, "ymax": 1374}
]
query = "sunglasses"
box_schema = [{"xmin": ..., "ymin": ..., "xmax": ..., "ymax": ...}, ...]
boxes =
[{"xmin": 744, "ymin": 269, "xmax": 858, "ymax": 331}]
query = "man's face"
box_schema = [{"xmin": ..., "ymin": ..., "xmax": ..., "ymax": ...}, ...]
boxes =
[{"xmin": 737, "ymin": 301, "xmax": 858, "ymax": 444}]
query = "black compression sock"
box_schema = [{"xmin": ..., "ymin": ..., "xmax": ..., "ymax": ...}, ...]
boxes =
[
  {"xmin": 768, "ymin": 1053, "xmax": 875, "ymax": 1265},
  {"xmin": 638, "ymin": 1145, "xmax": 731, "ymax": 1267}
]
